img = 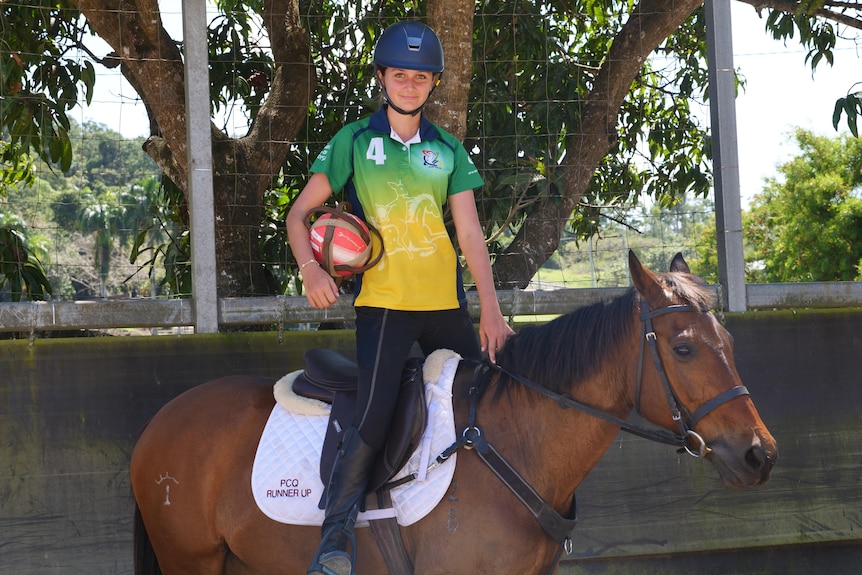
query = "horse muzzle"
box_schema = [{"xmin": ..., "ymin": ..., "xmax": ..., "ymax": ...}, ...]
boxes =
[{"xmin": 706, "ymin": 431, "xmax": 778, "ymax": 487}]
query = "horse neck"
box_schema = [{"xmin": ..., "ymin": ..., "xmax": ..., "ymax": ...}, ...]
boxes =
[{"xmin": 473, "ymin": 365, "xmax": 635, "ymax": 509}]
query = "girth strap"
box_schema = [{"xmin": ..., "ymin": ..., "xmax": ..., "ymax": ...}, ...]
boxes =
[
  {"xmin": 435, "ymin": 363, "xmax": 577, "ymax": 574},
  {"xmin": 368, "ymin": 490, "xmax": 414, "ymax": 575}
]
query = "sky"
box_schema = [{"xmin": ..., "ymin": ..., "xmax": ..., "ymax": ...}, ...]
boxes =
[
  {"xmin": 729, "ymin": 3, "xmax": 859, "ymax": 205},
  {"xmin": 76, "ymin": 3, "xmax": 860, "ymax": 208}
]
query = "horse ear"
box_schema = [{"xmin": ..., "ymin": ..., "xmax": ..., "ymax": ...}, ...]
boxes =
[
  {"xmin": 669, "ymin": 252, "xmax": 690, "ymax": 273},
  {"xmin": 628, "ymin": 250, "xmax": 667, "ymax": 303}
]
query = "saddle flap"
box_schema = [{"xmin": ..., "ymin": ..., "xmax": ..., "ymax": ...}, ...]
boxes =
[
  {"xmin": 319, "ymin": 357, "xmax": 428, "ymax": 498},
  {"xmin": 368, "ymin": 357, "xmax": 427, "ymax": 492}
]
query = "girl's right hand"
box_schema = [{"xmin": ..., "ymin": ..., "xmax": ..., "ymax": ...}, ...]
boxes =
[{"xmin": 300, "ymin": 262, "xmax": 339, "ymax": 308}]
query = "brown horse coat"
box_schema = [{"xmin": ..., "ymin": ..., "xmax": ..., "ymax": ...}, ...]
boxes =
[{"xmin": 131, "ymin": 252, "xmax": 777, "ymax": 574}]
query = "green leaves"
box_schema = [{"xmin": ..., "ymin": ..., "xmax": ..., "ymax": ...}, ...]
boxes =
[
  {"xmin": 0, "ymin": 215, "xmax": 52, "ymax": 302},
  {"xmin": 0, "ymin": 2, "xmax": 91, "ymax": 174},
  {"xmin": 207, "ymin": 7, "xmax": 274, "ymax": 124},
  {"xmin": 128, "ymin": 177, "xmax": 191, "ymax": 298},
  {"xmin": 764, "ymin": 10, "xmax": 836, "ymax": 71},
  {"xmin": 745, "ymin": 129, "xmax": 862, "ymax": 282},
  {"xmin": 833, "ymin": 91, "xmax": 861, "ymax": 137}
]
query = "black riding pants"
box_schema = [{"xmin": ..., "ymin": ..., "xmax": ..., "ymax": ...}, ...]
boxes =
[{"xmin": 353, "ymin": 305, "xmax": 481, "ymax": 450}]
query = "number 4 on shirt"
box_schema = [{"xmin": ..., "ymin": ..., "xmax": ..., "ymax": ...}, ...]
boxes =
[{"xmin": 366, "ymin": 137, "xmax": 387, "ymax": 165}]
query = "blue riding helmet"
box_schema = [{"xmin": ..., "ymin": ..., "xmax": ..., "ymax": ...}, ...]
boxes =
[
  {"xmin": 373, "ymin": 21, "xmax": 444, "ymax": 74},
  {"xmin": 373, "ymin": 21, "xmax": 444, "ymax": 116}
]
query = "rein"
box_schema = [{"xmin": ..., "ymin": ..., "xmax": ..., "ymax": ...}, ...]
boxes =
[
  {"xmin": 492, "ymin": 301, "xmax": 750, "ymax": 456},
  {"xmin": 436, "ymin": 299, "xmax": 749, "ymax": 574}
]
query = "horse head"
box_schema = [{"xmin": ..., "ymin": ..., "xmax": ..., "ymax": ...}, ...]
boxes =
[{"xmin": 628, "ymin": 250, "xmax": 777, "ymax": 487}]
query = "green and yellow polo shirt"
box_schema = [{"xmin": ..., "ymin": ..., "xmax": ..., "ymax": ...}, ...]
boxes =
[{"xmin": 310, "ymin": 106, "xmax": 484, "ymax": 311}]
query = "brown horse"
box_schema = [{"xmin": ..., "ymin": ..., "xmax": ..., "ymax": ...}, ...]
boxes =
[{"xmin": 131, "ymin": 251, "xmax": 777, "ymax": 575}]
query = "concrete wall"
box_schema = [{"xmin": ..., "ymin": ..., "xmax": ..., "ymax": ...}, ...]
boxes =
[{"xmin": 1, "ymin": 310, "xmax": 860, "ymax": 574}]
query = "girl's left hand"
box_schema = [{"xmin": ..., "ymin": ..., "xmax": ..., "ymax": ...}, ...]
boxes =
[{"xmin": 480, "ymin": 312, "xmax": 515, "ymax": 364}]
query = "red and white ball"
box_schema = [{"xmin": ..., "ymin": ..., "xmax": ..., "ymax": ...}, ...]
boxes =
[{"xmin": 309, "ymin": 212, "xmax": 373, "ymax": 277}]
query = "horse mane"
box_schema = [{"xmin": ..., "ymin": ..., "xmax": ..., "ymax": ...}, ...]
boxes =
[{"xmin": 487, "ymin": 270, "xmax": 715, "ymax": 399}]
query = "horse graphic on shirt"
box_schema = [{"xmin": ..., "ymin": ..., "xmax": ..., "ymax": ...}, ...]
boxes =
[{"xmin": 369, "ymin": 180, "xmax": 449, "ymax": 268}]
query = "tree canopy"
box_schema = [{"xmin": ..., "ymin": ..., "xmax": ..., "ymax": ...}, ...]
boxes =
[
  {"xmin": 745, "ymin": 128, "xmax": 862, "ymax": 282},
  {"xmin": 2, "ymin": 0, "xmax": 860, "ymax": 300}
]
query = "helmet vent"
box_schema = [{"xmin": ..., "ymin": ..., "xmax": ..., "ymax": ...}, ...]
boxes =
[{"xmin": 406, "ymin": 34, "xmax": 422, "ymax": 51}]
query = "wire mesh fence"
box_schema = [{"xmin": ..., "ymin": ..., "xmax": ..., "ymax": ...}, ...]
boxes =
[
  {"xmin": 0, "ymin": 3, "xmax": 717, "ymax": 304},
  {"xmin": 2, "ymin": 2, "xmax": 859, "ymax": 333}
]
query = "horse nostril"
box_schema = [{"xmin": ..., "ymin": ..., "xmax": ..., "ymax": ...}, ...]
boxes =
[
  {"xmin": 744, "ymin": 445, "xmax": 765, "ymax": 471},
  {"xmin": 744, "ymin": 444, "xmax": 776, "ymax": 482}
]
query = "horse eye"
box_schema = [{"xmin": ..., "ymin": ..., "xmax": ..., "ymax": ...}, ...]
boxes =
[{"xmin": 674, "ymin": 344, "xmax": 694, "ymax": 358}]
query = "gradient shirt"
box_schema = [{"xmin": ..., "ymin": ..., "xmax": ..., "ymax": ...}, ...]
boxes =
[{"xmin": 310, "ymin": 106, "xmax": 484, "ymax": 311}]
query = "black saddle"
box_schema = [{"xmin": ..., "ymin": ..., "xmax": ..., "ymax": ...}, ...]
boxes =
[{"xmin": 291, "ymin": 348, "xmax": 428, "ymax": 495}]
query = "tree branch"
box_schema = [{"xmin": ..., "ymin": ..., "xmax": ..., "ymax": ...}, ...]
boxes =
[
  {"xmin": 244, "ymin": 0, "xmax": 315, "ymax": 177},
  {"xmin": 493, "ymin": 0, "xmax": 703, "ymax": 289},
  {"xmin": 743, "ymin": 0, "xmax": 862, "ymax": 30},
  {"xmin": 74, "ymin": 0, "xmax": 190, "ymax": 191}
]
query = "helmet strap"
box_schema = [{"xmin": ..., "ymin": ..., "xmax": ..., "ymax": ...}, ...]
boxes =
[{"xmin": 382, "ymin": 90, "xmax": 423, "ymax": 116}]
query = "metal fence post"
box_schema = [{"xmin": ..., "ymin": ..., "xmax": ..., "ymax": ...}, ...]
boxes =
[
  {"xmin": 182, "ymin": 1, "xmax": 219, "ymax": 332},
  {"xmin": 705, "ymin": 0, "xmax": 747, "ymax": 312}
]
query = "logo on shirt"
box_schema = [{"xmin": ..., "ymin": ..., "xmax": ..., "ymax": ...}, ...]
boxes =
[{"xmin": 422, "ymin": 149, "xmax": 443, "ymax": 170}]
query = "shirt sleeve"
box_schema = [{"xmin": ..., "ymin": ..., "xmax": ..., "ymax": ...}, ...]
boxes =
[
  {"xmin": 447, "ymin": 136, "xmax": 485, "ymax": 195},
  {"xmin": 309, "ymin": 125, "xmax": 355, "ymax": 194}
]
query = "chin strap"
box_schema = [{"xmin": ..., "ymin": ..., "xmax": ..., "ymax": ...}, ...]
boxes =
[
  {"xmin": 379, "ymin": 76, "xmax": 441, "ymax": 117},
  {"xmin": 383, "ymin": 96, "xmax": 423, "ymax": 117}
]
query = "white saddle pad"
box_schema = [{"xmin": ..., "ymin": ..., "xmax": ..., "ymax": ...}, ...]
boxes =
[{"xmin": 251, "ymin": 350, "xmax": 461, "ymax": 527}]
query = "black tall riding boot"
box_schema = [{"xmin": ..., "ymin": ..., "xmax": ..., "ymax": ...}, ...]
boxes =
[{"xmin": 308, "ymin": 427, "xmax": 378, "ymax": 575}]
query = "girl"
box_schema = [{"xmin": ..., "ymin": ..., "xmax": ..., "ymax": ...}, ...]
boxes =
[{"xmin": 286, "ymin": 20, "xmax": 513, "ymax": 575}]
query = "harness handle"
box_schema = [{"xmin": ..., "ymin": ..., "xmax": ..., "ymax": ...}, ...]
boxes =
[{"xmin": 303, "ymin": 202, "xmax": 384, "ymax": 276}]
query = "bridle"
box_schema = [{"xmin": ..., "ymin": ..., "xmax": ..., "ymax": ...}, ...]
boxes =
[
  {"xmin": 634, "ymin": 300, "xmax": 750, "ymax": 456},
  {"xmin": 491, "ymin": 299, "xmax": 750, "ymax": 458}
]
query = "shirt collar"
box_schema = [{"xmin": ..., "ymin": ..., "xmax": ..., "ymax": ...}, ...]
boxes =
[
  {"xmin": 390, "ymin": 128, "xmax": 421, "ymax": 145},
  {"xmin": 369, "ymin": 106, "xmax": 440, "ymax": 142}
]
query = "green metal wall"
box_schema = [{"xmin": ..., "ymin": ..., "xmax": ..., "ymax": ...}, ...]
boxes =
[{"xmin": 1, "ymin": 310, "xmax": 860, "ymax": 574}]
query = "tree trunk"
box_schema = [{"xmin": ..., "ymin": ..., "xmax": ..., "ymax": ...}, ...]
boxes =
[
  {"xmin": 426, "ymin": 0, "xmax": 475, "ymax": 141},
  {"xmin": 74, "ymin": 0, "xmax": 314, "ymax": 298}
]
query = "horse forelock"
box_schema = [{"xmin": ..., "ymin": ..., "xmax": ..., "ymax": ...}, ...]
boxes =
[
  {"xmin": 659, "ymin": 271, "xmax": 715, "ymax": 312},
  {"xmin": 490, "ymin": 289, "xmax": 639, "ymax": 399}
]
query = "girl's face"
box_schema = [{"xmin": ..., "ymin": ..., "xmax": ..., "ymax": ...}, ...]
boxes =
[{"xmin": 379, "ymin": 68, "xmax": 438, "ymax": 114}]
